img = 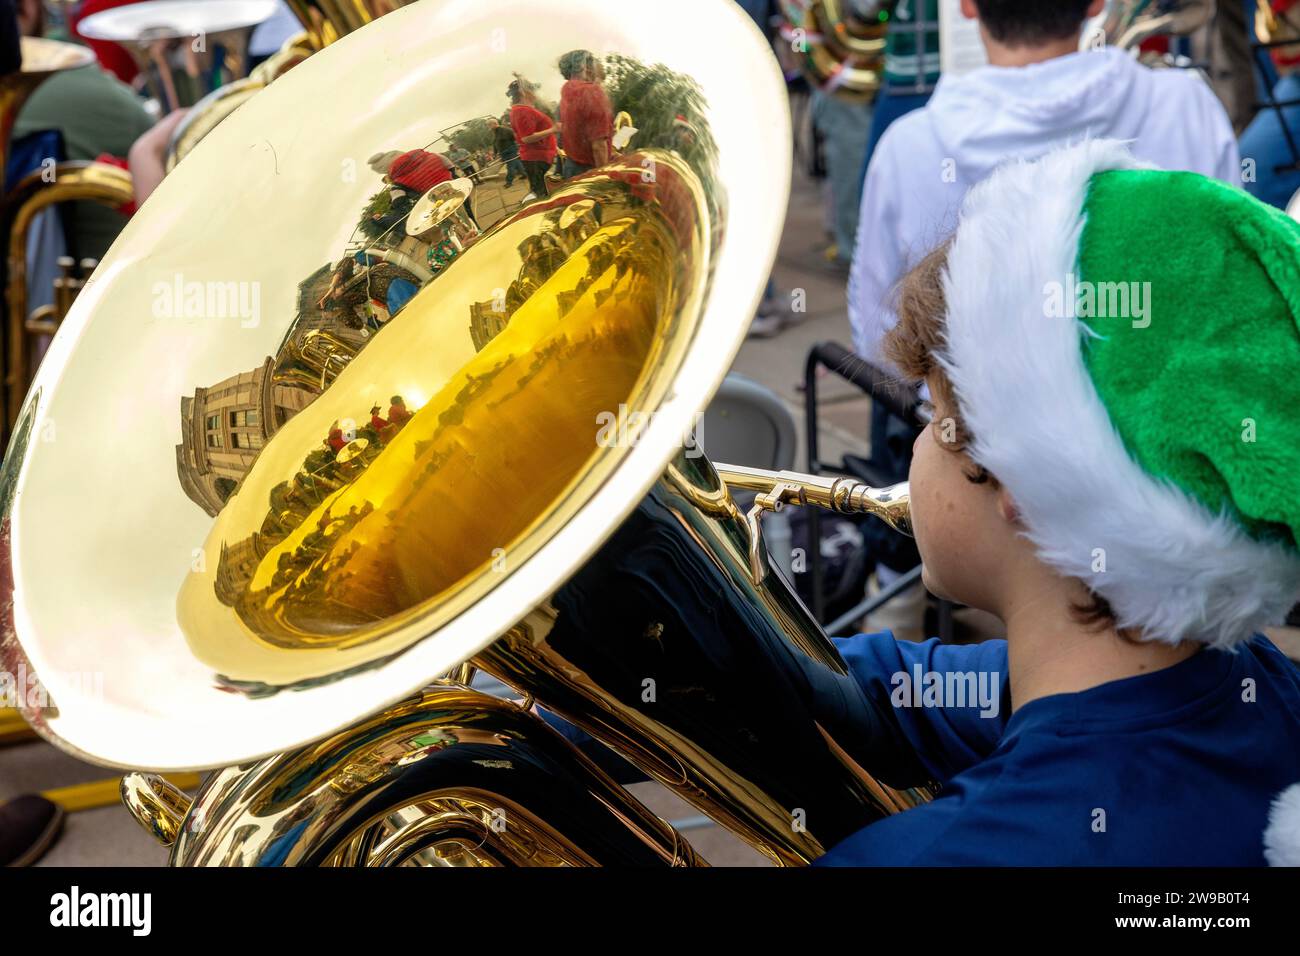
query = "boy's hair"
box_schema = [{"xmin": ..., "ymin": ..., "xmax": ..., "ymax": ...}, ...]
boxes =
[
  {"xmin": 972, "ymin": 1, "xmax": 1094, "ymax": 47},
  {"xmin": 884, "ymin": 240, "xmax": 1129, "ymax": 637}
]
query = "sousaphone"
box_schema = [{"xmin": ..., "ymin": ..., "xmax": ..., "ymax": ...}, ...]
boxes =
[{"xmin": 1, "ymin": 0, "xmax": 925, "ymax": 866}]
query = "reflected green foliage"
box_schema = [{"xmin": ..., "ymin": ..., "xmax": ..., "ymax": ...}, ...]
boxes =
[
  {"xmin": 448, "ymin": 118, "xmax": 495, "ymax": 155},
  {"xmin": 601, "ymin": 54, "xmax": 718, "ymax": 185}
]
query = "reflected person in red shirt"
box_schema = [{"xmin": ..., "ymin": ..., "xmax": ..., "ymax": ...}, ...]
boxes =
[
  {"xmin": 557, "ymin": 50, "xmax": 613, "ymax": 179},
  {"xmin": 507, "ymin": 76, "xmax": 557, "ymax": 200},
  {"xmin": 369, "ymin": 148, "xmax": 453, "ymax": 195},
  {"xmin": 387, "ymin": 396, "xmax": 413, "ymax": 427}
]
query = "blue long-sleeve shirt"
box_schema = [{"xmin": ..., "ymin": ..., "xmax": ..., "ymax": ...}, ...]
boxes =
[{"xmin": 816, "ymin": 632, "xmax": 1300, "ymax": 865}]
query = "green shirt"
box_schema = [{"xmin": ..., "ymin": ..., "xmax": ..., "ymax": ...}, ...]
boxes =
[
  {"xmin": 883, "ymin": 0, "xmax": 941, "ymax": 90},
  {"xmin": 14, "ymin": 64, "xmax": 154, "ymax": 261}
]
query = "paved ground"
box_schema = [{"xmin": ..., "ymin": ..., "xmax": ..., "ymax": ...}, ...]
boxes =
[{"xmin": 730, "ymin": 163, "xmax": 873, "ymax": 470}]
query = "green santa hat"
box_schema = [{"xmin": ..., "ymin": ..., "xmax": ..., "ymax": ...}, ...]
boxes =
[
  {"xmin": 937, "ymin": 140, "xmax": 1300, "ymax": 866},
  {"xmin": 937, "ymin": 139, "xmax": 1300, "ymax": 652}
]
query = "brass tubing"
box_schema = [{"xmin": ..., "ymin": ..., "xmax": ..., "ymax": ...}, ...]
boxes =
[
  {"xmin": 715, "ymin": 462, "xmax": 911, "ymax": 533},
  {"xmin": 5, "ymin": 162, "xmax": 134, "ymax": 428}
]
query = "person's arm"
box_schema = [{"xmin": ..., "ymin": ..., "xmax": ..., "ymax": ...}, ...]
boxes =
[
  {"xmin": 830, "ymin": 632, "xmax": 1010, "ymax": 784},
  {"xmin": 533, "ymin": 630, "xmax": 1007, "ymax": 793},
  {"xmin": 591, "ymin": 86, "xmax": 613, "ymax": 165},
  {"xmin": 126, "ymin": 109, "xmax": 190, "ymax": 208}
]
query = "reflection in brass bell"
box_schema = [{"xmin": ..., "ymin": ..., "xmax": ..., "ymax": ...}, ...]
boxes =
[{"xmin": 2, "ymin": 0, "xmax": 789, "ymax": 771}]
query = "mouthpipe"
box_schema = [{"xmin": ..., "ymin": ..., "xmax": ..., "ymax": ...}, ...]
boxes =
[{"xmin": 714, "ymin": 464, "xmax": 911, "ymax": 537}]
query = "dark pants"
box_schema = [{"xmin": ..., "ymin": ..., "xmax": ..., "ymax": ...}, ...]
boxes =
[
  {"xmin": 503, "ymin": 154, "xmax": 524, "ymax": 187},
  {"xmin": 522, "ymin": 159, "xmax": 550, "ymax": 197}
]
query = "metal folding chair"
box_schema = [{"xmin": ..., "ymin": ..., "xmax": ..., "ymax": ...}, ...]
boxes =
[{"xmin": 803, "ymin": 340, "xmax": 955, "ymax": 640}]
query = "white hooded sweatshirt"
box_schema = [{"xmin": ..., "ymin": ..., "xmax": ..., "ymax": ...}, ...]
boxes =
[{"xmin": 849, "ymin": 48, "xmax": 1240, "ymax": 366}]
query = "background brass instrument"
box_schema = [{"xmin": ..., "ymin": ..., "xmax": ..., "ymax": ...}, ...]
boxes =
[
  {"xmin": 5, "ymin": 161, "xmax": 134, "ymax": 427},
  {"xmin": 1256, "ymin": 0, "xmax": 1300, "ymax": 49},
  {"xmin": 1103, "ymin": 0, "xmax": 1213, "ymax": 53},
  {"xmin": 2, "ymin": 39, "xmax": 137, "ymax": 435},
  {"xmin": 75, "ymin": 0, "xmax": 281, "ymax": 111},
  {"xmin": 778, "ymin": 0, "xmax": 888, "ymax": 99},
  {"xmin": 165, "ymin": 1, "xmax": 415, "ymax": 169},
  {"xmin": 2, "ymin": 0, "xmax": 927, "ymax": 866}
]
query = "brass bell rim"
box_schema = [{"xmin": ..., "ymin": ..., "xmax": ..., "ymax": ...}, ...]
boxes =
[{"xmin": 3, "ymin": 0, "xmax": 792, "ymax": 772}]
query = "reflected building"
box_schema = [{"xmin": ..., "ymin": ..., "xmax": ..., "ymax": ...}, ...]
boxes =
[
  {"xmin": 214, "ymin": 537, "xmax": 264, "ymax": 607},
  {"xmin": 176, "ymin": 359, "xmax": 317, "ymax": 517},
  {"xmin": 175, "ymin": 264, "xmax": 386, "ymax": 518},
  {"xmin": 468, "ymin": 300, "xmax": 509, "ymax": 352}
]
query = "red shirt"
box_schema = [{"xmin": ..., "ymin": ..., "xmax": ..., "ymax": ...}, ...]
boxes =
[
  {"xmin": 70, "ymin": 0, "xmax": 142, "ymax": 84},
  {"xmin": 389, "ymin": 150, "xmax": 452, "ymax": 193},
  {"xmin": 559, "ymin": 80, "xmax": 614, "ymax": 167},
  {"xmin": 510, "ymin": 105, "xmax": 557, "ymax": 163}
]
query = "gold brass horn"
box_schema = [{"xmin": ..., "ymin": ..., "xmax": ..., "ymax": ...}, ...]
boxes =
[
  {"xmin": 778, "ymin": 0, "xmax": 888, "ymax": 99},
  {"xmin": 4, "ymin": 161, "xmax": 135, "ymax": 430},
  {"xmin": 1103, "ymin": 0, "xmax": 1213, "ymax": 53},
  {"xmin": 2, "ymin": 0, "xmax": 928, "ymax": 866}
]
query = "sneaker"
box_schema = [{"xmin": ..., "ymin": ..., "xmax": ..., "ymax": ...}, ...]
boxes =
[
  {"xmin": 747, "ymin": 300, "xmax": 807, "ymax": 339},
  {"xmin": 0, "ymin": 795, "xmax": 65, "ymax": 867},
  {"xmin": 747, "ymin": 310, "xmax": 787, "ymax": 339},
  {"xmin": 521, "ymin": 192, "xmax": 537, "ymax": 203}
]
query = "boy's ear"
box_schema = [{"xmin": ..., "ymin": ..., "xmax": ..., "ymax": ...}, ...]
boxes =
[{"xmin": 995, "ymin": 486, "xmax": 1021, "ymax": 525}]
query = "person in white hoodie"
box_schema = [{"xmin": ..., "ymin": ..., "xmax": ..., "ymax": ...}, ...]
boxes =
[
  {"xmin": 846, "ymin": 0, "xmax": 1239, "ymax": 637},
  {"xmin": 849, "ymin": 0, "xmax": 1241, "ymax": 367}
]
